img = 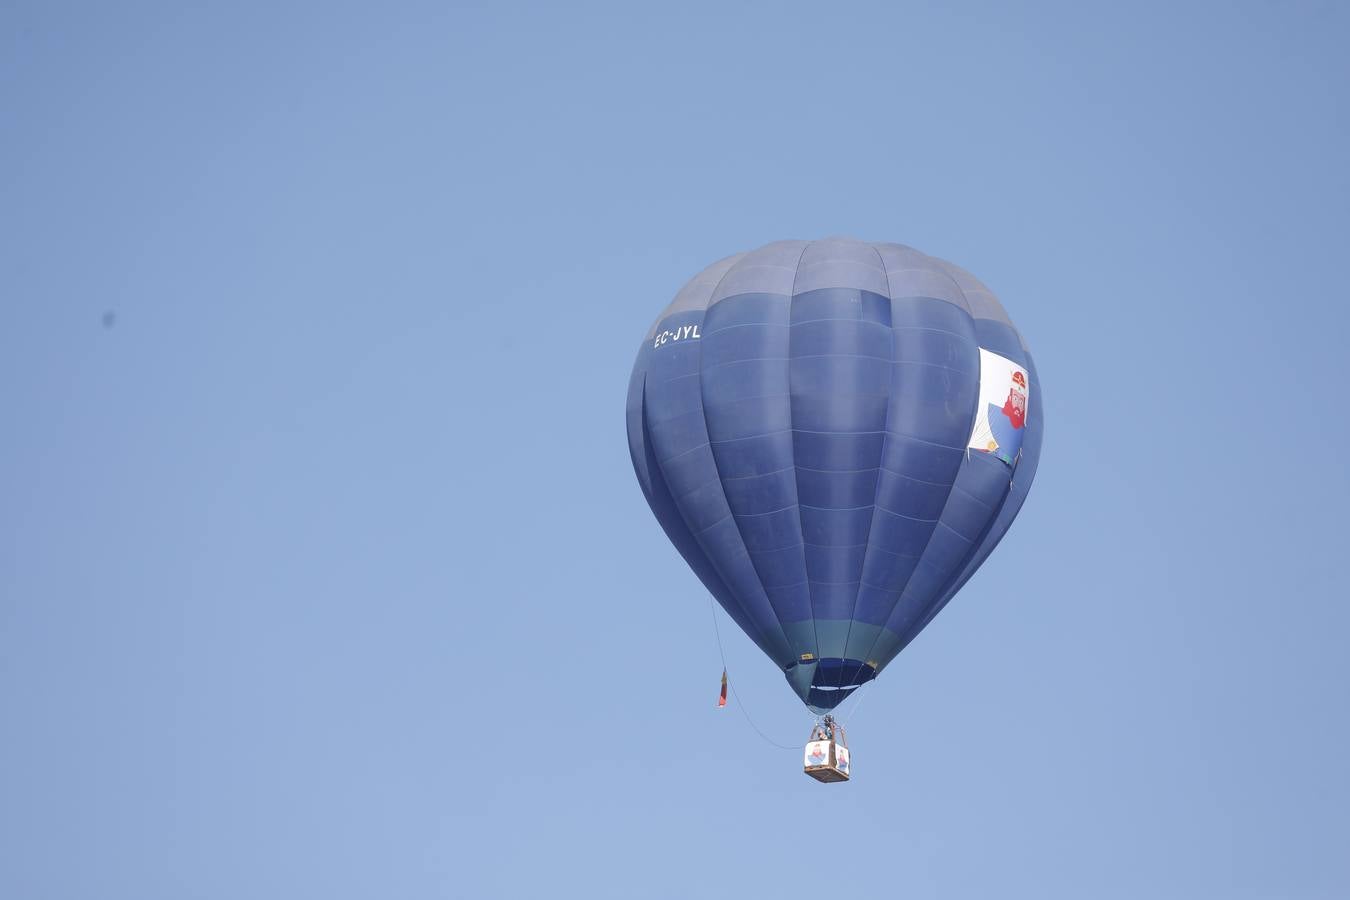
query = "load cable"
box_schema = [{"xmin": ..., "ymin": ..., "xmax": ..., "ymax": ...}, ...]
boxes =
[{"xmin": 708, "ymin": 598, "xmax": 802, "ymax": 752}]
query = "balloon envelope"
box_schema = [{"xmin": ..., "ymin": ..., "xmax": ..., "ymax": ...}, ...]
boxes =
[{"xmin": 626, "ymin": 239, "xmax": 1041, "ymax": 713}]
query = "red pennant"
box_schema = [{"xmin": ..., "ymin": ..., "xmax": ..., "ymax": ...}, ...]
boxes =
[{"xmin": 717, "ymin": 669, "xmax": 728, "ymax": 708}]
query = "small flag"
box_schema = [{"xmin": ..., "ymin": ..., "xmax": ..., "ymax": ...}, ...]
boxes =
[{"xmin": 717, "ymin": 669, "xmax": 728, "ymax": 708}]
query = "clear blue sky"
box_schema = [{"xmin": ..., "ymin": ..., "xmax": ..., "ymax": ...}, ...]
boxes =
[{"xmin": 3, "ymin": 2, "xmax": 1348, "ymax": 897}]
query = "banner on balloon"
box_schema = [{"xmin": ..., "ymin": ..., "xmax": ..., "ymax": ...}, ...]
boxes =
[{"xmin": 967, "ymin": 348, "xmax": 1029, "ymax": 466}]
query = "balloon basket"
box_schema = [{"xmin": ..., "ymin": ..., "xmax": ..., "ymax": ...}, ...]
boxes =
[{"xmin": 803, "ymin": 716, "xmax": 851, "ymax": 783}]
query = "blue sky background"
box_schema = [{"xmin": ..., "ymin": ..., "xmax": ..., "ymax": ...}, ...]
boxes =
[{"xmin": 3, "ymin": 2, "xmax": 1348, "ymax": 897}]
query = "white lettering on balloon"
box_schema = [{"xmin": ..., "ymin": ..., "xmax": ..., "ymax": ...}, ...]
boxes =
[{"xmin": 652, "ymin": 324, "xmax": 702, "ymax": 349}]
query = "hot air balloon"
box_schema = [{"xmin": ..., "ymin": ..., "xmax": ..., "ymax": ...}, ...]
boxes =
[{"xmin": 625, "ymin": 238, "xmax": 1041, "ymax": 748}]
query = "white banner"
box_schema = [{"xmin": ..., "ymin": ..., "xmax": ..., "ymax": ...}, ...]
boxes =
[
  {"xmin": 804, "ymin": 741, "xmax": 830, "ymax": 768},
  {"xmin": 967, "ymin": 348, "xmax": 1029, "ymax": 466}
]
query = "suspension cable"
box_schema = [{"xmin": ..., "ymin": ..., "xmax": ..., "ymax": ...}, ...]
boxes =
[
  {"xmin": 708, "ymin": 598, "xmax": 802, "ymax": 752},
  {"xmin": 841, "ymin": 678, "xmax": 874, "ymax": 728}
]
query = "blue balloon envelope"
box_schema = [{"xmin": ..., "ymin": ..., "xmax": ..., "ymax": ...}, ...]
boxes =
[{"xmin": 626, "ymin": 239, "xmax": 1042, "ymax": 713}]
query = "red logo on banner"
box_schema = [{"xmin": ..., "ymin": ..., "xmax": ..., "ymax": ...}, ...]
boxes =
[{"xmin": 1002, "ymin": 371, "xmax": 1027, "ymax": 430}]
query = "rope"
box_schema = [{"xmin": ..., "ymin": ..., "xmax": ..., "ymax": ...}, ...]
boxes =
[
  {"xmin": 841, "ymin": 678, "xmax": 874, "ymax": 728},
  {"xmin": 708, "ymin": 598, "xmax": 802, "ymax": 752}
]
